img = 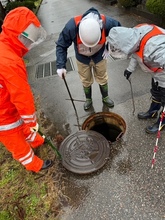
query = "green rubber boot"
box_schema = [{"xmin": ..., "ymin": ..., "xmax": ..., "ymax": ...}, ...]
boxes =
[
  {"xmin": 99, "ymin": 84, "xmax": 114, "ymax": 108},
  {"xmin": 83, "ymin": 86, "xmax": 92, "ymax": 110}
]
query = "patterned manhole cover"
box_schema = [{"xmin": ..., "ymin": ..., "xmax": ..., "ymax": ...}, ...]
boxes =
[{"xmin": 59, "ymin": 130, "xmax": 110, "ymax": 174}]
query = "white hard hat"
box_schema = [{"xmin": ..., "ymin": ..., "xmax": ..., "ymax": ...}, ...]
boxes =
[{"xmin": 79, "ymin": 18, "xmax": 101, "ymax": 47}]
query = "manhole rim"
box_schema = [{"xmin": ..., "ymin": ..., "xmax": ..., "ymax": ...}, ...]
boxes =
[{"xmin": 81, "ymin": 111, "xmax": 126, "ymax": 142}]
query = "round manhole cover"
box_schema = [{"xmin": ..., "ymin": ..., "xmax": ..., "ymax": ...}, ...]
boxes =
[{"xmin": 59, "ymin": 130, "xmax": 110, "ymax": 174}]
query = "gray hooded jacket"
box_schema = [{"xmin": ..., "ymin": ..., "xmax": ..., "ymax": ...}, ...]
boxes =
[{"xmin": 108, "ymin": 24, "xmax": 165, "ymax": 88}]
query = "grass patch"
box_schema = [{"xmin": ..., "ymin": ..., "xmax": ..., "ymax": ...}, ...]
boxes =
[
  {"xmin": 0, "ymin": 1, "xmax": 68, "ymax": 218},
  {"xmin": 0, "ymin": 97, "xmax": 67, "ymax": 220}
]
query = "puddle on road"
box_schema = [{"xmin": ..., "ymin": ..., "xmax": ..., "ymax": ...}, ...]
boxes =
[
  {"xmin": 61, "ymin": 178, "xmax": 89, "ymax": 209},
  {"xmin": 116, "ymin": 158, "xmax": 132, "ymax": 174},
  {"xmin": 59, "ymin": 139, "xmax": 131, "ymax": 202}
]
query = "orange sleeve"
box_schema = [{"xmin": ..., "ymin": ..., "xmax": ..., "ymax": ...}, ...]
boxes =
[{"xmin": 2, "ymin": 60, "xmax": 37, "ymax": 127}]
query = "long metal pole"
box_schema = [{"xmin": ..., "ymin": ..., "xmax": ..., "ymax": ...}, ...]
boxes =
[
  {"xmin": 65, "ymin": 98, "xmax": 85, "ymax": 102},
  {"xmin": 62, "ymin": 75, "xmax": 81, "ymax": 130},
  {"xmin": 38, "ymin": 130, "xmax": 62, "ymax": 159},
  {"xmin": 128, "ymin": 78, "xmax": 135, "ymax": 115}
]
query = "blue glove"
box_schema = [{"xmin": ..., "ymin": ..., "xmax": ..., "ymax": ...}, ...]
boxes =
[{"xmin": 124, "ymin": 69, "xmax": 132, "ymax": 80}]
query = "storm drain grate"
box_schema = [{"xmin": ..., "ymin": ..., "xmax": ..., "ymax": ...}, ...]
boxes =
[{"xmin": 36, "ymin": 57, "xmax": 74, "ymax": 78}]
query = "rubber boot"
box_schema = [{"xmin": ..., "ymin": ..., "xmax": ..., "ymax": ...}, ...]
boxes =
[
  {"xmin": 138, "ymin": 99, "xmax": 161, "ymax": 119},
  {"xmin": 41, "ymin": 160, "xmax": 53, "ymax": 170},
  {"xmin": 83, "ymin": 86, "xmax": 92, "ymax": 110},
  {"xmin": 99, "ymin": 84, "xmax": 114, "ymax": 108},
  {"xmin": 145, "ymin": 112, "xmax": 165, "ymax": 134}
]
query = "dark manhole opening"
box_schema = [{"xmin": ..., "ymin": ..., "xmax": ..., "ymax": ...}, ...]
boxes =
[
  {"xmin": 91, "ymin": 123, "xmax": 123, "ymax": 143},
  {"xmin": 82, "ymin": 112, "xmax": 126, "ymax": 144}
]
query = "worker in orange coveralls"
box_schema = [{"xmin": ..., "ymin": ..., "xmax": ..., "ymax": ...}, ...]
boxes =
[{"xmin": 0, "ymin": 7, "xmax": 52, "ymax": 172}]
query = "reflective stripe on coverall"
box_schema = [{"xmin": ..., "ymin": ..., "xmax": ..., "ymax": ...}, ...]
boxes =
[
  {"xmin": 0, "ymin": 123, "xmax": 44, "ymax": 172},
  {"xmin": 0, "ymin": 7, "xmax": 44, "ymax": 172}
]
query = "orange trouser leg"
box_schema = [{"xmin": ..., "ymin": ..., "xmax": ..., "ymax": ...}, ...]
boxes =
[
  {"xmin": 0, "ymin": 127, "xmax": 43, "ymax": 172},
  {"xmin": 22, "ymin": 123, "xmax": 45, "ymax": 148}
]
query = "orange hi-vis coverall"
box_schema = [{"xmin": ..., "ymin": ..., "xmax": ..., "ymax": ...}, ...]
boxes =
[{"xmin": 0, "ymin": 7, "xmax": 44, "ymax": 172}]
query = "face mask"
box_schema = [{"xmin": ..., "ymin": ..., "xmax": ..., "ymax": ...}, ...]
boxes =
[
  {"xmin": 109, "ymin": 45, "xmax": 128, "ymax": 59},
  {"xmin": 18, "ymin": 23, "xmax": 47, "ymax": 50}
]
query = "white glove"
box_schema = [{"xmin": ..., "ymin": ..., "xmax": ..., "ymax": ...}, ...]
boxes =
[
  {"xmin": 57, "ymin": 68, "xmax": 67, "ymax": 78},
  {"xmin": 30, "ymin": 123, "xmax": 39, "ymax": 132},
  {"xmin": 102, "ymin": 43, "xmax": 110, "ymax": 59}
]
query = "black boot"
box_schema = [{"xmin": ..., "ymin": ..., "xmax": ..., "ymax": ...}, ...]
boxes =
[
  {"xmin": 145, "ymin": 113, "xmax": 165, "ymax": 134},
  {"xmin": 138, "ymin": 99, "xmax": 161, "ymax": 119},
  {"xmin": 83, "ymin": 86, "xmax": 92, "ymax": 110},
  {"xmin": 41, "ymin": 160, "xmax": 53, "ymax": 170},
  {"xmin": 99, "ymin": 84, "xmax": 114, "ymax": 108}
]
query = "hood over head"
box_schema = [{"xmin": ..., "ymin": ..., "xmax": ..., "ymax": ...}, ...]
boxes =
[
  {"xmin": 82, "ymin": 7, "xmax": 101, "ymax": 19},
  {"xmin": 1, "ymin": 7, "xmax": 41, "ymax": 56},
  {"xmin": 108, "ymin": 27, "xmax": 141, "ymax": 55},
  {"xmin": 109, "ymin": 25, "xmax": 165, "ymax": 69}
]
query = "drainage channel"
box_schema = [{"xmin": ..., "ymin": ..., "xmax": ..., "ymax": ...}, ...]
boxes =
[{"xmin": 35, "ymin": 57, "xmax": 74, "ymax": 78}]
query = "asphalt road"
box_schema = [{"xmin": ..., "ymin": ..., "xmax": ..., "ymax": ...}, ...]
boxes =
[{"xmin": 25, "ymin": 0, "xmax": 165, "ymax": 219}]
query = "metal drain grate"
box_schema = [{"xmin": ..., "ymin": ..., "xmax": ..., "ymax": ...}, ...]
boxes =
[{"xmin": 36, "ymin": 57, "xmax": 74, "ymax": 78}]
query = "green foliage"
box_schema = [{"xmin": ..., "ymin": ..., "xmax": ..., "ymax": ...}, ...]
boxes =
[
  {"xmin": 146, "ymin": 0, "xmax": 165, "ymax": 17},
  {"xmin": 5, "ymin": 1, "xmax": 36, "ymax": 13},
  {"xmin": 118, "ymin": 0, "xmax": 137, "ymax": 8},
  {"xmin": 0, "ymin": 211, "xmax": 11, "ymax": 220},
  {"xmin": 0, "ymin": 168, "xmax": 18, "ymax": 187},
  {"xmin": 25, "ymin": 194, "xmax": 40, "ymax": 216},
  {"xmin": 0, "ymin": 140, "xmax": 62, "ymax": 220}
]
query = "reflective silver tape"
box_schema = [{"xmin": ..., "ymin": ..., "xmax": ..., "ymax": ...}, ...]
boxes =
[{"xmin": 0, "ymin": 118, "xmax": 23, "ymax": 131}]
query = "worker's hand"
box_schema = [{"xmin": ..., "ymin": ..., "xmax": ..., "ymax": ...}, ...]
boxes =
[
  {"xmin": 124, "ymin": 69, "xmax": 132, "ymax": 80},
  {"xmin": 57, "ymin": 68, "xmax": 66, "ymax": 79},
  {"xmin": 30, "ymin": 123, "xmax": 39, "ymax": 132},
  {"xmin": 102, "ymin": 43, "xmax": 110, "ymax": 59}
]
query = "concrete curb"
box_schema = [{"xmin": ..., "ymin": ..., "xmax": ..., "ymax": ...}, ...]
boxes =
[
  {"xmin": 34, "ymin": 0, "xmax": 43, "ymax": 15},
  {"xmin": 130, "ymin": 7, "xmax": 164, "ymax": 27},
  {"xmin": 117, "ymin": 2, "xmax": 164, "ymax": 27}
]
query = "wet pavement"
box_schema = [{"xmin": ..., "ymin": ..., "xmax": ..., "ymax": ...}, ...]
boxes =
[{"xmin": 25, "ymin": 0, "xmax": 165, "ymax": 219}]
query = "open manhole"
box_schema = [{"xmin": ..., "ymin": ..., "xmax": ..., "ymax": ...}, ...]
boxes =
[
  {"xmin": 59, "ymin": 130, "xmax": 110, "ymax": 174},
  {"xmin": 82, "ymin": 112, "xmax": 126, "ymax": 144}
]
